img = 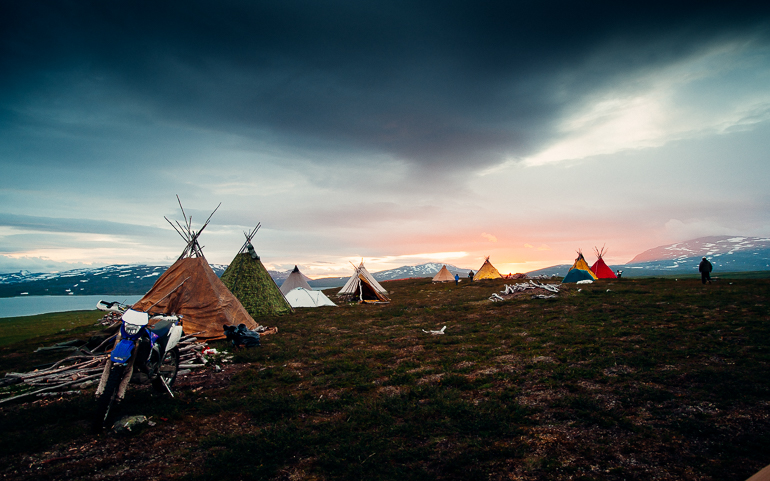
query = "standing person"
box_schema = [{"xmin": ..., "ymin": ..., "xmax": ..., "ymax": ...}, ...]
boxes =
[
  {"xmin": 468, "ymin": 270, "xmax": 474, "ymax": 283},
  {"xmin": 454, "ymin": 273, "xmax": 460, "ymax": 285},
  {"xmin": 699, "ymin": 257, "xmax": 713, "ymax": 284}
]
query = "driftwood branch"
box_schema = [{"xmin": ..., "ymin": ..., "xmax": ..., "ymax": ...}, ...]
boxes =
[
  {"xmin": 88, "ymin": 334, "xmax": 118, "ymax": 355},
  {"xmin": 492, "ymin": 281, "xmax": 560, "ymax": 301}
]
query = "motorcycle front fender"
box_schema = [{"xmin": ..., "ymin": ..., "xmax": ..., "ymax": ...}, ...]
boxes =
[{"xmin": 110, "ymin": 339, "xmax": 136, "ymax": 364}]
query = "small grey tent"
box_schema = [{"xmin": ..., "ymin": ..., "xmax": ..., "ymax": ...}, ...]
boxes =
[{"xmin": 280, "ymin": 265, "xmax": 313, "ymax": 295}]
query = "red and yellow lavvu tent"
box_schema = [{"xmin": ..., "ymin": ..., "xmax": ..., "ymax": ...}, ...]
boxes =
[{"xmin": 562, "ymin": 250, "xmax": 599, "ymax": 283}]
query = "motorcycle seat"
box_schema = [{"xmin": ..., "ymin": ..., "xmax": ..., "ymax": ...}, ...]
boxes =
[{"xmin": 148, "ymin": 320, "xmax": 174, "ymax": 338}]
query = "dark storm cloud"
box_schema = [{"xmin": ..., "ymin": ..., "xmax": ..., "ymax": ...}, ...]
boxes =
[{"xmin": 2, "ymin": 0, "xmax": 769, "ymax": 170}]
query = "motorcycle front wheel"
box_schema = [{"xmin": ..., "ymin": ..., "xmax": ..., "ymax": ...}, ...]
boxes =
[
  {"xmin": 152, "ymin": 347, "xmax": 179, "ymax": 393},
  {"xmin": 92, "ymin": 365, "xmax": 125, "ymax": 433}
]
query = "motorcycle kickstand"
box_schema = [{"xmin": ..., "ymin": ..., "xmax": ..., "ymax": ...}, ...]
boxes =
[{"xmin": 160, "ymin": 375, "xmax": 175, "ymax": 398}]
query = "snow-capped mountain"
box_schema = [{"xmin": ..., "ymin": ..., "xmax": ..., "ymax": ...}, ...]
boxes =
[
  {"xmin": 628, "ymin": 236, "xmax": 770, "ymax": 263},
  {"xmin": 622, "ymin": 236, "xmax": 770, "ymax": 275},
  {"xmin": 0, "ymin": 264, "xmax": 225, "ymax": 298},
  {"xmin": 306, "ymin": 263, "xmax": 473, "ymax": 289},
  {"xmin": 525, "ymin": 236, "xmax": 770, "ymax": 278},
  {"xmin": 0, "ymin": 264, "xmax": 166, "ymax": 285},
  {"xmin": 266, "ymin": 268, "xmax": 295, "ymax": 283},
  {"xmin": 372, "ymin": 263, "xmax": 471, "ymax": 281}
]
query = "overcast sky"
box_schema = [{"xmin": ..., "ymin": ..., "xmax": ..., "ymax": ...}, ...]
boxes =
[{"xmin": 2, "ymin": 1, "xmax": 769, "ymax": 277}]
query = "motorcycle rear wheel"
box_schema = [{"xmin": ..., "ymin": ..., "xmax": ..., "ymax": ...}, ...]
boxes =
[
  {"xmin": 152, "ymin": 347, "xmax": 179, "ymax": 393},
  {"xmin": 92, "ymin": 365, "xmax": 124, "ymax": 433}
]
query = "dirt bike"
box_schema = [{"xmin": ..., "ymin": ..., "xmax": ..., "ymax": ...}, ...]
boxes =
[{"xmin": 93, "ymin": 301, "xmax": 184, "ymax": 432}]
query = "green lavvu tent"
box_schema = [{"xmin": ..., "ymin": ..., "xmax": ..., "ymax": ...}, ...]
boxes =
[{"xmin": 221, "ymin": 250, "xmax": 292, "ymax": 319}]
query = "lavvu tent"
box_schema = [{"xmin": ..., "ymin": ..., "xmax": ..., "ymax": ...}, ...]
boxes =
[
  {"xmin": 280, "ymin": 265, "xmax": 313, "ymax": 295},
  {"xmin": 338, "ymin": 261, "xmax": 390, "ymax": 303},
  {"xmin": 220, "ymin": 223, "xmax": 293, "ymax": 319},
  {"xmin": 562, "ymin": 250, "xmax": 599, "ymax": 283},
  {"xmin": 473, "ymin": 257, "xmax": 503, "ymax": 281},
  {"xmin": 132, "ymin": 200, "xmax": 258, "ymax": 340},
  {"xmin": 590, "ymin": 246, "xmax": 617, "ymax": 279},
  {"xmin": 432, "ymin": 265, "xmax": 455, "ymax": 282}
]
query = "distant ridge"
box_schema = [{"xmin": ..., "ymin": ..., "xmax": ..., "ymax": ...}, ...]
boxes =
[
  {"xmin": 628, "ymin": 236, "xmax": 770, "ymax": 263},
  {"xmin": 622, "ymin": 236, "xmax": 770, "ymax": 276},
  {"xmin": 13, "ymin": 237, "xmax": 767, "ymax": 297},
  {"xmin": 0, "ymin": 264, "xmax": 177, "ymax": 298},
  {"xmin": 527, "ymin": 236, "xmax": 770, "ymax": 278},
  {"xmin": 371, "ymin": 263, "xmax": 471, "ymax": 281},
  {"xmin": 525, "ymin": 265, "xmax": 572, "ymax": 278},
  {"xmin": 308, "ymin": 263, "xmax": 472, "ymax": 290},
  {"xmin": 0, "ymin": 262, "xmax": 473, "ymax": 297}
]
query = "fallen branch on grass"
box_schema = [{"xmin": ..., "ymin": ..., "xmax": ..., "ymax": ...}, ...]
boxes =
[
  {"xmin": 0, "ymin": 374, "xmax": 102, "ymax": 405},
  {"xmin": 531, "ymin": 280, "xmax": 559, "ymax": 293},
  {"xmin": 421, "ymin": 326, "xmax": 446, "ymax": 335}
]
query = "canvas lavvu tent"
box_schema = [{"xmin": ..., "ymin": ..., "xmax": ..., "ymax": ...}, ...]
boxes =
[
  {"xmin": 590, "ymin": 246, "xmax": 617, "ymax": 279},
  {"xmin": 132, "ymin": 200, "xmax": 258, "ymax": 340},
  {"xmin": 432, "ymin": 265, "xmax": 455, "ymax": 282},
  {"xmin": 280, "ymin": 265, "xmax": 313, "ymax": 295},
  {"xmin": 473, "ymin": 257, "xmax": 503, "ymax": 281},
  {"xmin": 562, "ymin": 250, "xmax": 599, "ymax": 283},
  {"xmin": 220, "ymin": 223, "xmax": 293, "ymax": 319},
  {"xmin": 338, "ymin": 261, "xmax": 390, "ymax": 303}
]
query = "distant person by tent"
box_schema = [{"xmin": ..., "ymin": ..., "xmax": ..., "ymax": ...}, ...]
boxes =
[
  {"xmin": 454, "ymin": 273, "xmax": 460, "ymax": 285},
  {"xmin": 468, "ymin": 271, "xmax": 474, "ymax": 283},
  {"xmin": 699, "ymin": 257, "xmax": 713, "ymax": 284}
]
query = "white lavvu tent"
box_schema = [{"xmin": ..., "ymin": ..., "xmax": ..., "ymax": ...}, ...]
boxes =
[
  {"xmin": 337, "ymin": 260, "xmax": 390, "ymax": 303},
  {"xmin": 280, "ymin": 265, "xmax": 313, "ymax": 295},
  {"xmin": 284, "ymin": 287, "xmax": 337, "ymax": 308},
  {"xmin": 432, "ymin": 265, "xmax": 455, "ymax": 282}
]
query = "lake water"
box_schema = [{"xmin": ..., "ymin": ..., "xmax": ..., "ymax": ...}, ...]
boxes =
[{"xmin": 0, "ymin": 295, "xmax": 143, "ymax": 319}]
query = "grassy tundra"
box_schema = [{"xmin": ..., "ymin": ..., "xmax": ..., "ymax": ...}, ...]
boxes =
[{"xmin": 1, "ymin": 276, "xmax": 769, "ymax": 480}]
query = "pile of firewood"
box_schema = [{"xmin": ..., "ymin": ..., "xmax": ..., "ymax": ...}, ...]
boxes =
[
  {"xmin": 490, "ymin": 280, "xmax": 560, "ymax": 302},
  {"xmin": 0, "ymin": 334, "xmax": 207, "ymax": 405},
  {"xmin": 177, "ymin": 336, "xmax": 207, "ymax": 374}
]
